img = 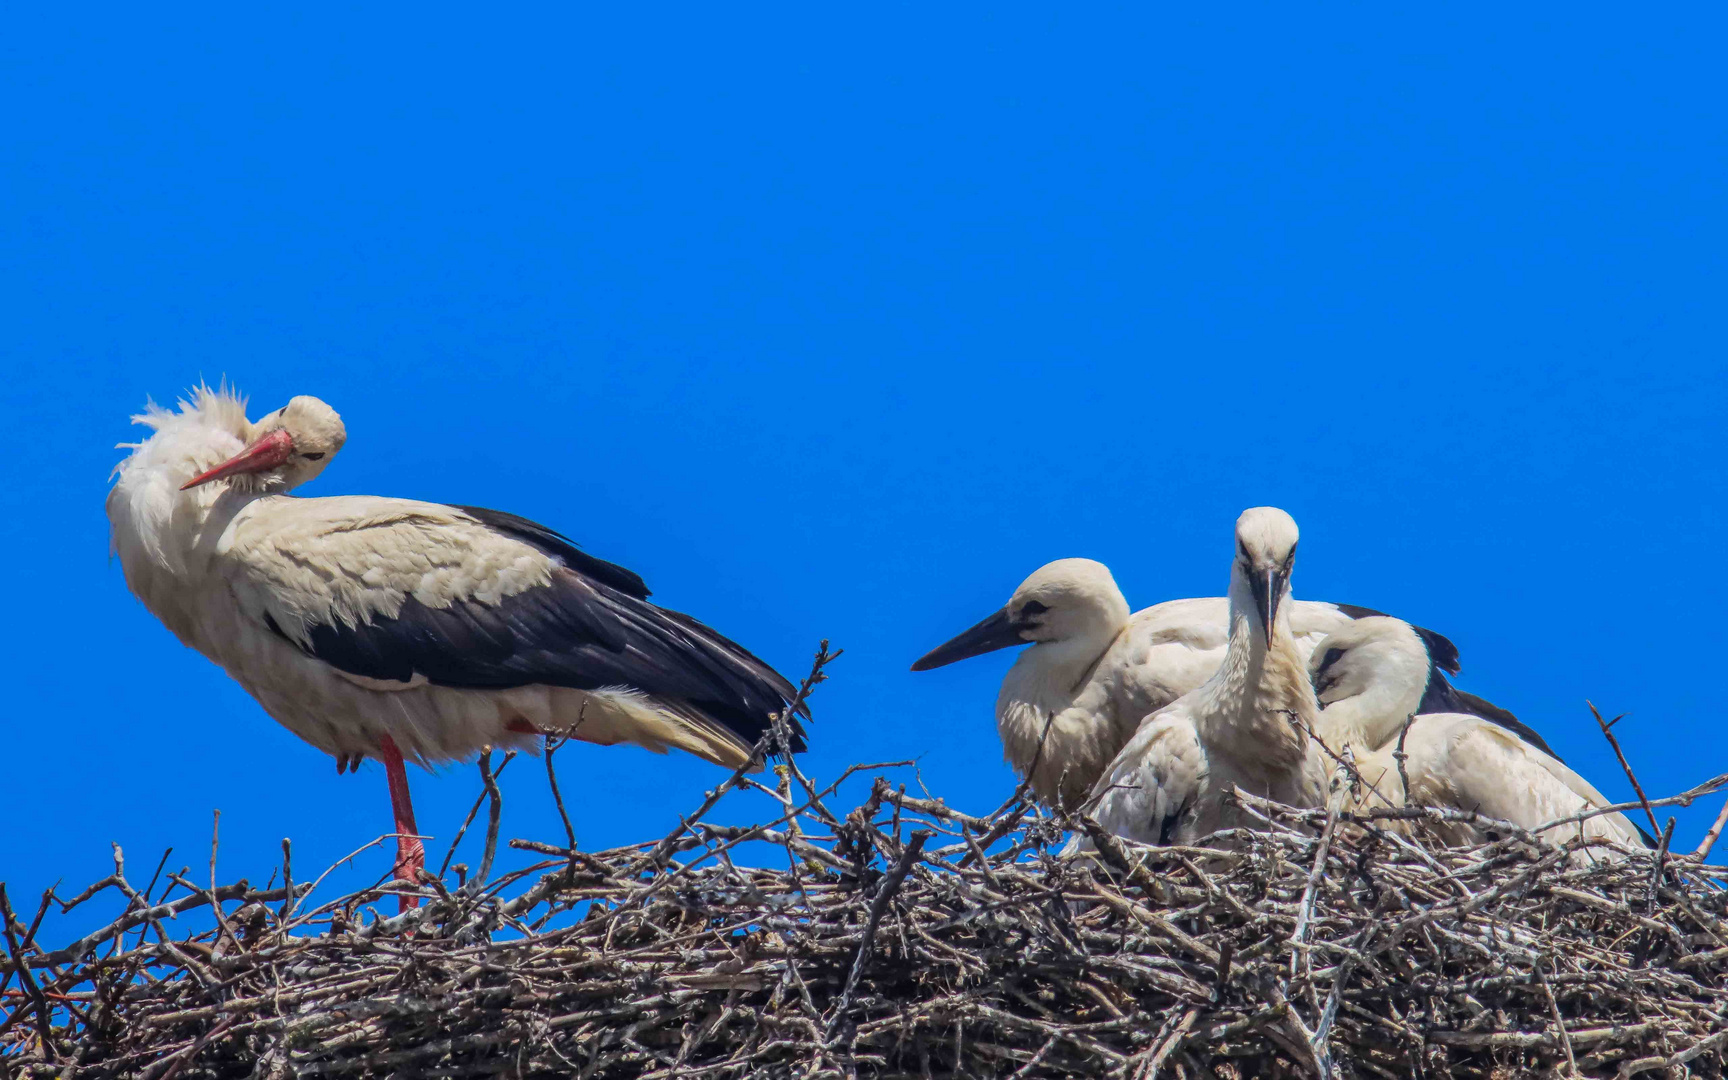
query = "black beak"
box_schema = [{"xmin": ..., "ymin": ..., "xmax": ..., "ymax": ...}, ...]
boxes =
[
  {"xmin": 1248, "ymin": 568, "xmax": 1288, "ymax": 643},
  {"xmin": 911, "ymin": 607, "xmax": 1028, "ymax": 671}
]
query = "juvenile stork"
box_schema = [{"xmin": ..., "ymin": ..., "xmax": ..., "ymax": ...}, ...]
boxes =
[
  {"xmin": 1310, "ymin": 617, "xmax": 1642, "ymax": 856},
  {"xmin": 911, "ymin": 556, "xmax": 1461, "ymax": 809},
  {"xmin": 107, "ymin": 387, "xmax": 801, "ymax": 907},
  {"xmin": 1079, "ymin": 507, "xmax": 1327, "ymax": 845}
]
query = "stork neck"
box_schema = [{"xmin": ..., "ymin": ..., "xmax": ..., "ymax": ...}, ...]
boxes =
[
  {"xmin": 1317, "ymin": 682, "xmax": 1419, "ymax": 755},
  {"xmin": 1220, "ymin": 569, "xmax": 1296, "ymax": 668},
  {"xmin": 1195, "ymin": 584, "xmax": 1315, "ymax": 776},
  {"xmin": 1314, "ymin": 695, "xmax": 1380, "ymax": 757},
  {"xmin": 110, "ymin": 452, "xmax": 266, "ymax": 581},
  {"xmin": 1007, "ymin": 622, "xmax": 1121, "ymax": 699},
  {"xmin": 994, "ymin": 620, "xmax": 1126, "ymax": 809}
]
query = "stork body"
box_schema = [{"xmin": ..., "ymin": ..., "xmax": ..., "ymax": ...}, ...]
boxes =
[
  {"xmin": 108, "ymin": 387, "xmax": 799, "ymax": 906},
  {"xmin": 1310, "ymin": 617, "xmax": 1641, "ymax": 857},
  {"xmin": 1082, "ymin": 508, "xmax": 1327, "ymax": 845},
  {"xmin": 912, "ymin": 558, "xmax": 1459, "ymax": 809}
]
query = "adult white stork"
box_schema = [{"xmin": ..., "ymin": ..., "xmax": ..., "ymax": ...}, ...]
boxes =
[
  {"xmin": 1310, "ymin": 617, "xmax": 1643, "ymax": 857},
  {"xmin": 1079, "ymin": 507, "xmax": 1327, "ymax": 845},
  {"xmin": 910, "ymin": 556, "xmax": 1463, "ymax": 809},
  {"xmin": 107, "ymin": 386, "xmax": 801, "ymax": 908}
]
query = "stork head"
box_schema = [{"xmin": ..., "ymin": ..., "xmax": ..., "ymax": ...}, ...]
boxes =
[
  {"xmin": 181, "ymin": 395, "xmax": 346, "ymax": 493},
  {"xmin": 911, "ymin": 558, "xmax": 1130, "ymax": 671},
  {"xmin": 1232, "ymin": 506, "xmax": 1300, "ymax": 645},
  {"xmin": 1309, "ymin": 616, "xmax": 1430, "ymax": 749}
]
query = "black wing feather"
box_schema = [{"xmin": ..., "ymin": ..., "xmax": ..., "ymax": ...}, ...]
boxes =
[
  {"xmin": 1409, "ymin": 626, "xmax": 1462, "ymax": 676},
  {"xmin": 451, "ymin": 505, "xmax": 651, "ymax": 599},
  {"xmin": 275, "ymin": 505, "xmax": 803, "ymax": 752},
  {"xmin": 1330, "ymin": 603, "xmax": 1386, "ymax": 620}
]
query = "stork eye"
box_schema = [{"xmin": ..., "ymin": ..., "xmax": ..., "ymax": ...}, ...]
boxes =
[
  {"xmin": 1019, "ymin": 600, "xmax": 1049, "ymax": 618},
  {"xmin": 302, "ymin": 452, "xmax": 326, "ymax": 461}
]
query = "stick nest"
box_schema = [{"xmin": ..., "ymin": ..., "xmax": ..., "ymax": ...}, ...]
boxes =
[{"xmin": 4, "ymin": 650, "xmax": 1728, "ymax": 1079}]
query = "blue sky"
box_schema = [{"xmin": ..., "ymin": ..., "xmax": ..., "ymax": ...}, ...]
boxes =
[{"xmin": 4, "ymin": 6, "xmax": 1724, "ymax": 933}]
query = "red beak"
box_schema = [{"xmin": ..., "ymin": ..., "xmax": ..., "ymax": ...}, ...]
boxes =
[{"xmin": 181, "ymin": 428, "xmax": 296, "ymax": 490}]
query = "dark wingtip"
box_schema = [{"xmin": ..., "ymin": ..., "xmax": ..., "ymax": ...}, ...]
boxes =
[
  {"xmin": 456, "ymin": 501, "xmax": 802, "ymax": 755},
  {"xmin": 761, "ymin": 708, "xmax": 811, "ymax": 756},
  {"xmin": 1425, "ymin": 679, "xmax": 1565, "ymax": 764},
  {"xmin": 1335, "ymin": 604, "xmax": 1463, "ymax": 677},
  {"xmin": 1411, "ymin": 625, "xmax": 1463, "ymax": 675}
]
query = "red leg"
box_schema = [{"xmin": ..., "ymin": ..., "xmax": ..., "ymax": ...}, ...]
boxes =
[{"xmin": 377, "ymin": 734, "xmax": 423, "ymax": 912}]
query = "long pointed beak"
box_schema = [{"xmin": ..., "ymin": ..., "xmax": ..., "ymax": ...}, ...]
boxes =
[
  {"xmin": 181, "ymin": 429, "xmax": 295, "ymax": 490},
  {"xmin": 1248, "ymin": 568, "xmax": 1285, "ymax": 643},
  {"xmin": 911, "ymin": 607, "xmax": 1028, "ymax": 671}
]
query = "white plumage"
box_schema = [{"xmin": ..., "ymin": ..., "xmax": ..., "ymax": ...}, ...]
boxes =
[
  {"xmin": 107, "ymin": 386, "xmax": 800, "ymax": 903},
  {"xmin": 1081, "ymin": 507, "xmax": 1326, "ymax": 844},
  {"xmin": 910, "ymin": 556, "xmax": 1460, "ymax": 809},
  {"xmin": 1310, "ymin": 617, "xmax": 1643, "ymax": 858}
]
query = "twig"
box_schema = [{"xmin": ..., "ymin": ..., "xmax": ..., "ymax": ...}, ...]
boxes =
[
  {"xmin": 438, "ymin": 750, "xmax": 515, "ymax": 882},
  {"xmin": 280, "ymin": 837, "xmax": 390, "ymax": 925},
  {"xmin": 544, "ymin": 735, "xmax": 579, "ymax": 855},
  {"xmin": 209, "ymin": 811, "xmax": 240, "ymax": 952},
  {"xmin": 1535, "ymin": 958, "xmax": 1576, "ymax": 1077},
  {"xmin": 0, "ymin": 887, "xmax": 52, "ymax": 999},
  {"xmin": 959, "ymin": 711, "xmax": 1060, "ymax": 869},
  {"xmin": 1647, "ymin": 817, "xmax": 1675, "ymax": 914},
  {"xmin": 1588, "ymin": 701, "xmax": 1661, "ymax": 838},
  {"xmin": 1393, "ymin": 712, "xmax": 1415, "ymax": 806},
  {"xmin": 154, "ymin": 1015, "xmax": 238, "ymax": 1080},
  {"xmin": 1531, "ymin": 772, "xmax": 1728, "ymax": 835},
  {"xmin": 0, "ymin": 883, "xmax": 57, "ymax": 1059},
  {"xmin": 826, "ymin": 829, "xmax": 930, "ymax": 1039},
  {"xmin": 479, "ymin": 750, "xmax": 510, "ymax": 885},
  {"xmin": 998, "ymin": 709, "xmax": 1059, "ymax": 818},
  {"xmin": 277, "ymin": 839, "xmax": 293, "ymax": 925},
  {"xmin": 1290, "ymin": 753, "xmax": 1350, "ymax": 1002},
  {"xmin": 627, "ymin": 643, "xmax": 840, "ymax": 876},
  {"xmin": 1692, "ymin": 793, "xmax": 1728, "ymax": 861}
]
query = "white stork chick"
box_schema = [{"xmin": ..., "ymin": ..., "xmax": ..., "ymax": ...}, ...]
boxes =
[
  {"xmin": 1310, "ymin": 615, "xmax": 1559, "ymax": 761},
  {"xmin": 1079, "ymin": 507, "xmax": 1327, "ymax": 845},
  {"xmin": 1309, "ymin": 617, "xmax": 1643, "ymax": 857},
  {"xmin": 107, "ymin": 386, "xmax": 801, "ymax": 907},
  {"xmin": 911, "ymin": 557, "xmax": 1460, "ymax": 809}
]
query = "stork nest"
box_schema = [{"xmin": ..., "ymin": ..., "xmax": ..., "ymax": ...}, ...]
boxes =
[{"xmin": 4, "ymin": 651, "xmax": 1728, "ymax": 1079}]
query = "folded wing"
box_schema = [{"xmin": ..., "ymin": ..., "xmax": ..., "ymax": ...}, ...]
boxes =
[{"xmin": 221, "ymin": 496, "xmax": 802, "ymax": 757}]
